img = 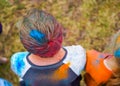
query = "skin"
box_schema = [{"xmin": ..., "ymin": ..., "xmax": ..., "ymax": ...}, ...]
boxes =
[
  {"xmin": 104, "ymin": 56, "xmax": 118, "ymax": 72},
  {"xmin": 28, "ymin": 48, "xmax": 66, "ymax": 66}
]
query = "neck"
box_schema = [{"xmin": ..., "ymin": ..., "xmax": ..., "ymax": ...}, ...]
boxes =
[{"xmin": 28, "ymin": 48, "xmax": 66, "ymax": 66}]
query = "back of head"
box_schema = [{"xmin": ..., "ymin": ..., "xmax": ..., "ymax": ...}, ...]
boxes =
[{"xmin": 17, "ymin": 9, "xmax": 63, "ymax": 57}]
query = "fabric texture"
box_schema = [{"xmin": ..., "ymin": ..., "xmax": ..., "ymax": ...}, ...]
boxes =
[
  {"xmin": 85, "ymin": 50, "xmax": 113, "ymax": 85},
  {"xmin": 11, "ymin": 45, "xmax": 86, "ymax": 86}
]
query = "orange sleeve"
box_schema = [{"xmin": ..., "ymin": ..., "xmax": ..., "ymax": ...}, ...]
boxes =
[
  {"xmin": 85, "ymin": 50, "xmax": 112, "ymax": 85},
  {"xmin": 84, "ymin": 73, "xmax": 98, "ymax": 86}
]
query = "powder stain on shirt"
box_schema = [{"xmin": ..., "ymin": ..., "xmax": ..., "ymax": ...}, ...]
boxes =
[
  {"xmin": 114, "ymin": 48, "xmax": 120, "ymax": 58},
  {"xmin": 11, "ymin": 52, "xmax": 28, "ymax": 77},
  {"xmin": 53, "ymin": 62, "xmax": 70, "ymax": 80},
  {"xmin": 116, "ymin": 36, "xmax": 120, "ymax": 43},
  {"xmin": 98, "ymin": 54, "xmax": 104, "ymax": 58}
]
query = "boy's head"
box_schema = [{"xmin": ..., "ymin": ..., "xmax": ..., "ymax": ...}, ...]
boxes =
[{"xmin": 17, "ymin": 9, "xmax": 63, "ymax": 57}]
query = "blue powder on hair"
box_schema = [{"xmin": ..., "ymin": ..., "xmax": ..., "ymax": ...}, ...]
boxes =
[
  {"xmin": 29, "ymin": 29, "xmax": 46, "ymax": 43},
  {"xmin": 114, "ymin": 48, "xmax": 120, "ymax": 58}
]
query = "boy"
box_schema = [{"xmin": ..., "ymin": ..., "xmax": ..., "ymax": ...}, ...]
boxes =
[{"xmin": 11, "ymin": 9, "xmax": 86, "ymax": 86}]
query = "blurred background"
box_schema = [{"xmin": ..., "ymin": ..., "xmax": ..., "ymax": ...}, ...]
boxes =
[{"xmin": 0, "ymin": 0, "xmax": 120, "ymax": 86}]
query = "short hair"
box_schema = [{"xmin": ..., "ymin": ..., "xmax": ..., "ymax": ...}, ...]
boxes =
[{"xmin": 17, "ymin": 9, "xmax": 63, "ymax": 57}]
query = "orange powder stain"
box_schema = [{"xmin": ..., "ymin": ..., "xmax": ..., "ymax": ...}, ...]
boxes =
[
  {"xmin": 116, "ymin": 36, "xmax": 120, "ymax": 43},
  {"xmin": 52, "ymin": 62, "xmax": 70, "ymax": 80}
]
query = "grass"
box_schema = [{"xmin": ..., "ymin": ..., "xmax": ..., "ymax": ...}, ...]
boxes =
[{"xmin": 0, "ymin": 0, "xmax": 120, "ymax": 86}]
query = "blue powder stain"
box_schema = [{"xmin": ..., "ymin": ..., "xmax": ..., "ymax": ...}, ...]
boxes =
[
  {"xmin": 114, "ymin": 48, "xmax": 120, "ymax": 58},
  {"xmin": 29, "ymin": 29, "xmax": 46, "ymax": 43},
  {"xmin": 16, "ymin": 57, "xmax": 25, "ymax": 76},
  {"xmin": 11, "ymin": 52, "xmax": 29, "ymax": 77},
  {"xmin": 92, "ymin": 59, "xmax": 100, "ymax": 67},
  {"xmin": 95, "ymin": 59, "xmax": 100, "ymax": 64},
  {"xmin": 0, "ymin": 78, "xmax": 12, "ymax": 86},
  {"xmin": 98, "ymin": 54, "xmax": 104, "ymax": 58}
]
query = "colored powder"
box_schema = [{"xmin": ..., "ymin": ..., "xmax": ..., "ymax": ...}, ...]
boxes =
[
  {"xmin": 114, "ymin": 48, "xmax": 120, "ymax": 58},
  {"xmin": 0, "ymin": 78, "xmax": 12, "ymax": 86},
  {"xmin": 53, "ymin": 62, "xmax": 70, "ymax": 80},
  {"xmin": 11, "ymin": 52, "xmax": 27, "ymax": 77},
  {"xmin": 116, "ymin": 36, "xmax": 120, "ymax": 43},
  {"xmin": 16, "ymin": 58, "xmax": 25, "ymax": 75},
  {"xmin": 29, "ymin": 29, "xmax": 46, "ymax": 43},
  {"xmin": 98, "ymin": 54, "xmax": 104, "ymax": 58}
]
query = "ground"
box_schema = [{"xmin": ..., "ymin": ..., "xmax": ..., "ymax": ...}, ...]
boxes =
[{"xmin": 0, "ymin": 0, "xmax": 120, "ymax": 86}]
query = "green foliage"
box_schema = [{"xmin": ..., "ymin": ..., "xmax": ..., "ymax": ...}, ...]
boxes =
[
  {"xmin": 0, "ymin": 0, "xmax": 10, "ymax": 9},
  {"xmin": 0, "ymin": 0, "xmax": 120, "ymax": 86}
]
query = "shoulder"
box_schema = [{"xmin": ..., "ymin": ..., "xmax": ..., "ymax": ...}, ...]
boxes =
[
  {"xmin": 64, "ymin": 45, "xmax": 85, "ymax": 52},
  {"xmin": 63, "ymin": 45, "xmax": 86, "ymax": 75},
  {"xmin": 86, "ymin": 50, "xmax": 110, "ymax": 71},
  {"xmin": 64, "ymin": 45, "xmax": 86, "ymax": 57},
  {"xmin": 11, "ymin": 52, "xmax": 30, "ymax": 77},
  {"xmin": 86, "ymin": 50, "xmax": 113, "ymax": 84}
]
